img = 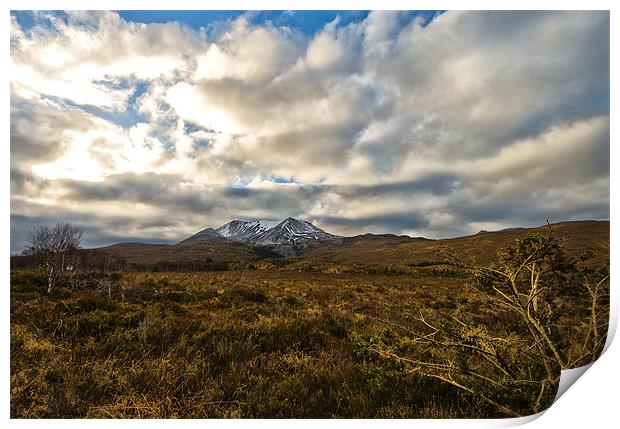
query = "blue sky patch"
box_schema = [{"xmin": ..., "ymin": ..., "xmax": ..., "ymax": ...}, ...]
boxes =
[
  {"xmin": 12, "ymin": 10, "xmax": 444, "ymax": 40},
  {"xmin": 117, "ymin": 10, "xmax": 370, "ymax": 36},
  {"xmin": 85, "ymin": 81, "xmax": 149, "ymax": 129},
  {"xmin": 268, "ymin": 176, "xmax": 297, "ymax": 184}
]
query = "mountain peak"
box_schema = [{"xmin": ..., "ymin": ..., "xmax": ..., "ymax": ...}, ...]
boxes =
[
  {"xmin": 217, "ymin": 219, "xmax": 283, "ymax": 240},
  {"xmin": 217, "ymin": 217, "xmax": 334, "ymax": 245},
  {"xmin": 178, "ymin": 217, "xmax": 338, "ymax": 255}
]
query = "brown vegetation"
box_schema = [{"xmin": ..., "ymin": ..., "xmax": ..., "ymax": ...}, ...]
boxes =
[
  {"xmin": 355, "ymin": 229, "xmax": 609, "ymax": 416},
  {"xmin": 10, "ymin": 220, "xmax": 609, "ymax": 418}
]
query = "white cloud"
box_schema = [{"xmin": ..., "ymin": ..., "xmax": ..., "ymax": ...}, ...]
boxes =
[
  {"xmin": 166, "ymin": 82, "xmax": 244, "ymax": 134},
  {"xmin": 195, "ymin": 19, "xmax": 303, "ymax": 83},
  {"xmin": 10, "ymin": 10, "xmax": 202, "ymax": 109}
]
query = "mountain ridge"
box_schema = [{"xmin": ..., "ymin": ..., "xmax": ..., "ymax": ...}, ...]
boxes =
[
  {"xmin": 11, "ymin": 220, "xmax": 609, "ymax": 272},
  {"xmin": 179, "ymin": 217, "xmax": 339, "ymax": 255}
]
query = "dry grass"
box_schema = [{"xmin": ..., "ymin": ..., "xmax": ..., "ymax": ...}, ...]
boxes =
[
  {"xmin": 10, "ymin": 221, "xmax": 609, "ymax": 418},
  {"xmin": 11, "ymin": 269, "xmax": 501, "ymax": 418}
]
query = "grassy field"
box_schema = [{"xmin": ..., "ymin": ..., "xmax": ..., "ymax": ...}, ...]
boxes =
[
  {"xmin": 12, "ymin": 267, "xmax": 512, "ymax": 418},
  {"xmin": 10, "ymin": 222, "xmax": 609, "ymax": 418},
  {"xmin": 10, "ymin": 266, "xmax": 602, "ymax": 418}
]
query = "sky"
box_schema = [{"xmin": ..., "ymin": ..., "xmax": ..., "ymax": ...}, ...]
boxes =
[{"xmin": 9, "ymin": 10, "xmax": 610, "ymax": 252}]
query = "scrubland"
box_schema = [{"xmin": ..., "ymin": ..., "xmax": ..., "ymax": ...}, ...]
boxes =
[
  {"xmin": 10, "ymin": 222, "xmax": 609, "ymax": 418},
  {"xmin": 10, "ymin": 266, "xmax": 603, "ymax": 418}
]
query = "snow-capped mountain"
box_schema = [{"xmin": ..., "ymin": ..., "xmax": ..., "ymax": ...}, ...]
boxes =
[
  {"xmin": 217, "ymin": 217, "xmax": 335, "ymax": 246},
  {"xmin": 216, "ymin": 219, "xmax": 283, "ymax": 243},
  {"xmin": 254, "ymin": 217, "xmax": 329, "ymax": 245},
  {"xmin": 178, "ymin": 217, "xmax": 339, "ymax": 255}
]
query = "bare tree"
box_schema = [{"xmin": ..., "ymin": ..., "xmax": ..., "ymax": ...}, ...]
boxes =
[
  {"xmin": 26, "ymin": 222, "xmax": 83, "ymax": 293},
  {"xmin": 356, "ymin": 230, "xmax": 609, "ymax": 416}
]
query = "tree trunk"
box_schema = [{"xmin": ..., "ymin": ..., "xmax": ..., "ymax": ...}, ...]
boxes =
[{"xmin": 47, "ymin": 266, "xmax": 54, "ymax": 294}]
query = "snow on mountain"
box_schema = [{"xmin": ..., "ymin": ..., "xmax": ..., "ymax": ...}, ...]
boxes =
[
  {"xmin": 215, "ymin": 217, "xmax": 334, "ymax": 246},
  {"xmin": 255, "ymin": 218, "xmax": 327, "ymax": 245},
  {"xmin": 217, "ymin": 219, "xmax": 282, "ymax": 240},
  {"xmin": 178, "ymin": 217, "xmax": 338, "ymax": 255}
]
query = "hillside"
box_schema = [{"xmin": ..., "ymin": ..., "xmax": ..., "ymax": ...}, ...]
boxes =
[
  {"xmin": 97, "ymin": 240, "xmax": 260, "ymax": 267},
  {"xmin": 11, "ymin": 219, "xmax": 609, "ymax": 272},
  {"xmin": 294, "ymin": 220, "xmax": 609, "ymax": 270}
]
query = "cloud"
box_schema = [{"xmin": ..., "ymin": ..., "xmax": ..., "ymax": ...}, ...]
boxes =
[
  {"xmin": 10, "ymin": 11, "xmax": 609, "ymax": 252},
  {"xmin": 10, "ymin": 11, "xmax": 202, "ymax": 110},
  {"xmin": 11, "ymin": 97, "xmax": 92, "ymax": 166},
  {"xmin": 317, "ymin": 211, "xmax": 431, "ymax": 233},
  {"xmin": 469, "ymin": 115, "xmax": 610, "ymax": 193},
  {"xmin": 194, "ymin": 18, "xmax": 304, "ymax": 83}
]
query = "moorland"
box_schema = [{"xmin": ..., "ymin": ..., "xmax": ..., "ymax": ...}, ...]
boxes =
[{"xmin": 10, "ymin": 220, "xmax": 609, "ymax": 418}]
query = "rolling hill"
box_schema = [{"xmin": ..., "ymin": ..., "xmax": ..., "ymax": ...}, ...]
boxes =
[{"xmin": 83, "ymin": 219, "xmax": 609, "ymax": 272}]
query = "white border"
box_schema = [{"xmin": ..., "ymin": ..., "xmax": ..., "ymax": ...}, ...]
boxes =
[{"xmin": 3, "ymin": 1, "xmax": 616, "ymax": 427}]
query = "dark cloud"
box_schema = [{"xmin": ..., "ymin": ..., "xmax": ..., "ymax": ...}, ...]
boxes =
[
  {"xmin": 316, "ymin": 212, "xmax": 431, "ymax": 234},
  {"xmin": 443, "ymin": 199, "xmax": 610, "ymax": 236},
  {"xmin": 10, "ymin": 167, "xmax": 48, "ymax": 196},
  {"xmin": 61, "ymin": 173, "xmax": 213, "ymax": 209},
  {"xmin": 59, "ymin": 173, "xmax": 327, "ymax": 217},
  {"xmin": 10, "ymin": 97, "xmax": 91, "ymax": 165},
  {"xmin": 330, "ymin": 175, "xmax": 461, "ymax": 199}
]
